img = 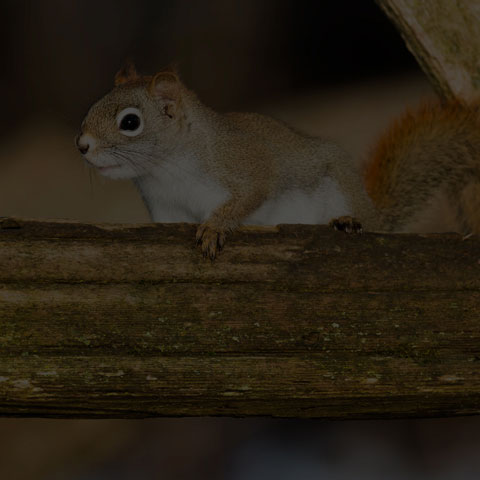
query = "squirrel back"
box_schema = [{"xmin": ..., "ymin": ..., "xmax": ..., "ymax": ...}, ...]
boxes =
[{"xmin": 364, "ymin": 101, "xmax": 480, "ymax": 233}]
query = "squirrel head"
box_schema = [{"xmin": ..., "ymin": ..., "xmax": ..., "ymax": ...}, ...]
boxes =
[{"xmin": 76, "ymin": 62, "xmax": 186, "ymax": 179}]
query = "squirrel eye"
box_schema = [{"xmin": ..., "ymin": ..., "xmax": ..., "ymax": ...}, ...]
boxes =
[{"xmin": 116, "ymin": 107, "xmax": 144, "ymax": 137}]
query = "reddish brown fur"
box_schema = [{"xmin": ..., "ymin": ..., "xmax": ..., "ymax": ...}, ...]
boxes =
[
  {"xmin": 364, "ymin": 100, "xmax": 480, "ymax": 209},
  {"xmin": 114, "ymin": 60, "xmax": 141, "ymax": 86},
  {"xmin": 114, "ymin": 62, "xmax": 179, "ymax": 90}
]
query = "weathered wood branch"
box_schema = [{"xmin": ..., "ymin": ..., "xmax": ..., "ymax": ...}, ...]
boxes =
[
  {"xmin": 376, "ymin": 0, "xmax": 480, "ymax": 101},
  {"xmin": 0, "ymin": 219, "xmax": 479, "ymax": 418}
]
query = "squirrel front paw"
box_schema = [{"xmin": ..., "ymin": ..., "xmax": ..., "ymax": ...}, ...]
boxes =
[
  {"xmin": 329, "ymin": 216, "xmax": 363, "ymax": 234},
  {"xmin": 196, "ymin": 224, "xmax": 227, "ymax": 260}
]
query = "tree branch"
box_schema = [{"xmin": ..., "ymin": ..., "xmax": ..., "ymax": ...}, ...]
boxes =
[{"xmin": 0, "ymin": 219, "xmax": 479, "ymax": 418}]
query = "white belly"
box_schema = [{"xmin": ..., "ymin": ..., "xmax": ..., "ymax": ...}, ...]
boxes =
[
  {"xmin": 246, "ymin": 177, "xmax": 351, "ymax": 225},
  {"xmin": 140, "ymin": 167, "xmax": 350, "ymax": 226}
]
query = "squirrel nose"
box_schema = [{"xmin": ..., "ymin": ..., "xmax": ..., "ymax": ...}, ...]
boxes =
[
  {"xmin": 75, "ymin": 133, "xmax": 94, "ymax": 155},
  {"xmin": 78, "ymin": 143, "xmax": 89, "ymax": 155}
]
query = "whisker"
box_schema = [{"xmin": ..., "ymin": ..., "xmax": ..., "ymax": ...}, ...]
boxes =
[
  {"xmin": 111, "ymin": 150, "xmax": 150, "ymax": 177},
  {"xmin": 116, "ymin": 147, "xmax": 214, "ymax": 188},
  {"xmin": 106, "ymin": 143, "xmax": 221, "ymax": 193},
  {"xmin": 89, "ymin": 168, "xmax": 94, "ymax": 198}
]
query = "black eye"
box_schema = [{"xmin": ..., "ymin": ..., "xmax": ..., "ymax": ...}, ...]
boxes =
[
  {"xmin": 120, "ymin": 113, "xmax": 141, "ymax": 131},
  {"xmin": 117, "ymin": 107, "xmax": 144, "ymax": 137}
]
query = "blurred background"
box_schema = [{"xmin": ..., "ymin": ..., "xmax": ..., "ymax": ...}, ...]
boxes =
[{"xmin": 1, "ymin": 0, "xmax": 479, "ymax": 478}]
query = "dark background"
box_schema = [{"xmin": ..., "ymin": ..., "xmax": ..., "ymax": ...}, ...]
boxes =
[
  {"xmin": 2, "ymin": 0, "xmax": 416, "ymax": 130},
  {"xmin": 2, "ymin": 1, "xmax": 478, "ymax": 479}
]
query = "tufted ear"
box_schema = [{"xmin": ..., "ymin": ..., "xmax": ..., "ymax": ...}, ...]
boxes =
[
  {"xmin": 149, "ymin": 71, "xmax": 180, "ymax": 98},
  {"xmin": 149, "ymin": 71, "xmax": 181, "ymax": 118},
  {"xmin": 114, "ymin": 60, "xmax": 140, "ymax": 86}
]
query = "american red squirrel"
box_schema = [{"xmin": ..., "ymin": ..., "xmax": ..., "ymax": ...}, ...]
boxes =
[{"xmin": 76, "ymin": 64, "xmax": 480, "ymax": 258}]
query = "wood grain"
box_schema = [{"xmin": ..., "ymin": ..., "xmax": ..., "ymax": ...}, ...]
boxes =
[
  {"xmin": 376, "ymin": 0, "xmax": 480, "ymax": 101},
  {"xmin": 0, "ymin": 219, "xmax": 479, "ymax": 418}
]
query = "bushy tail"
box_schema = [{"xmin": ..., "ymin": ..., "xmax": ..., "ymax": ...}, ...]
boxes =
[{"xmin": 364, "ymin": 101, "xmax": 480, "ymax": 233}]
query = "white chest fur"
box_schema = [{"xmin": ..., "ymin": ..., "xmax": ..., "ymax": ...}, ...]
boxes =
[{"xmin": 135, "ymin": 155, "xmax": 229, "ymax": 223}]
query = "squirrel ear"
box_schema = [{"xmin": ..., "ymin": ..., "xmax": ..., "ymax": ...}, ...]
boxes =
[
  {"xmin": 149, "ymin": 72, "xmax": 180, "ymax": 118},
  {"xmin": 114, "ymin": 60, "xmax": 139, "ymax": 86},
  {"xmin": 149, "ymin": 72, "xmax": 180, "ymax": 101}
]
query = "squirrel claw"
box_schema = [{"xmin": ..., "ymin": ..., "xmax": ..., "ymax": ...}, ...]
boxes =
[
  {"xmin": 196, "ymin": 224, "xmax": 226, "ymax": 260},
  {"xmin": 329, "ymin": 216, "xmax": 363, "ymax": 234},
  {"xmin": 195, "ymin": 226, "xmax": 204, "ymax": 245}
]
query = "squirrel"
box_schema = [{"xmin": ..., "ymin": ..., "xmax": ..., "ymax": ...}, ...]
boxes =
[{"xmin": 76, "ymin": 63, "xmax": 480, "ymax": 258}]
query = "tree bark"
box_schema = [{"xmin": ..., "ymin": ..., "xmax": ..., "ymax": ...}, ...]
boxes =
[
  {"xmin": 376, "ymin": 0, "xmax": 480, "ymax": 102},
  {"xmin": 0, "ymin": 219, "xmax": 479, "ymax": 418}
]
